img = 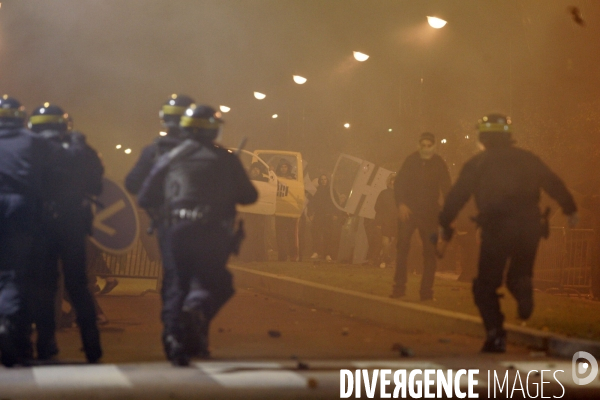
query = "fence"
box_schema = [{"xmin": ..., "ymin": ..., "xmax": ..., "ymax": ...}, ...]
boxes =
[
  {"xmin": 534, "ymin": 227, "xmax": 596, "ymax": 296},
  {"xmin": 88, "ymin": 237, "xmax": 162, "ymax": 281}
]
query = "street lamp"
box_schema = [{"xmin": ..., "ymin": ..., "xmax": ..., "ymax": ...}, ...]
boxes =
[
  {"xmin": 124, "ymin": 148, "xmax": 132, "ymax": 154},
  {"xmin": 219, "ymin": 105, "xmax": 230, "ymax": 113},
  {"xmin": 272, "ymin": 114, "xmax": 278, "ymax": 119},
  {"xmin": 344, "ymin": 123, "xmax": 350, "ymax": 128},
  {"xmin": 353, "ymin": 51, "xmax": 369, "ymax": 62},
  {"xmin": 116, "ymin": 144, "xmax": 122, "ymax": 149},
  {"xmin": 254, "ymin": 92, "xmax": 266, "ymax": 100},
  {"xmin": 293, "ymin": 75, "xmax": 307, "ymax": 85},
  {"xmin": 427, "ymin": 16, "xmax": 447, "ymax": 29}
]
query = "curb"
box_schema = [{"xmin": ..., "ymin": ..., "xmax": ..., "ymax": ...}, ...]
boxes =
[{"xmin": 230, "ymin": 265, "xmax": 600, "ymax": 359}]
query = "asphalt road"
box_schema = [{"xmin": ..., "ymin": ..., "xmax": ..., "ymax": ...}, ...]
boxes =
[{"xmin": 0, "ymin": 284, "xmax": 597, "ymax": 399}]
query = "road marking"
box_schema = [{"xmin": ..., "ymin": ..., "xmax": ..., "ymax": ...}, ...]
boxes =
[
  {"xmin": 196, "ymin": 361, "xmax": 307, "ymax": 388},
  {"xmin": 33, "ymin": 365, "xmax": 132, "ymax": 388},
  {"xmin": 93, "ymin": 199, "xmax": 126, "ymax": 236}
]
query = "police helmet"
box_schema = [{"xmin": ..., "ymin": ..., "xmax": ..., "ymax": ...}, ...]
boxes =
[
  {"xmin": 0, "ymin": 95, "xmax": 26, "ymax": 128},
  {"xmin": 28, "ymin": 103, "xmax": 69, "ymax": 133},
  {"xmin": 180, "ymin": 104, "xmax": 224, "ymax": 142},
  {"xmin": 477, "ymin": 113, "xmax": 512, "ymax": 146},
  {"xmin": 159, "ymin": 94, "xmax": 195, "ymax": 129}
]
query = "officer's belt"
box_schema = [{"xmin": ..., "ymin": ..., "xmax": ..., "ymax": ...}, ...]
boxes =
[{"xmin": 170, "ymin": 206, "xmax": 211, "ymax": 223}]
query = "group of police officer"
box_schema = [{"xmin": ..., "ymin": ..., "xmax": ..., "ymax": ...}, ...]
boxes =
[
  {"xmin": 0, "ymin": 90, "xmax": 581, "ymax": 367},
  {"xmin": 0, "ymin": 95, "xmax": 103, "ymax": 367}
]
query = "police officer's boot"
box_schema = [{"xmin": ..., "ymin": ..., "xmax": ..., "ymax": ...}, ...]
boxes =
[
  {"xmin": 181, "ymin": 308, "xmax": 210, "ymax": 359},
  {"xmin": 37, "ymin": 338, "xmax": 59, "ymax": 361},
  {"xmin": 0, "ymin": 317, "xmax": 18, "ymax": 367},
  {"xmin": 163, "ymin": 334, "xmax": 190, "ymax": 367},
  {"xmin": 481, "ymin": 328, "xmax": 506, "ymax": 353}
]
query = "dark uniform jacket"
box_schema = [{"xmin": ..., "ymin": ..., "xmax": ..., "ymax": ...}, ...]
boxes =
[
  {"xmin": 0, "ymin": 127, "xmax": 50, "ymax": 202},
  {"xmin": 439, "ymin": 146, "xmax": 577, "ymax": 229},
  {"xmin": 138, "ymin": 140, "xmax": 258, "ymax": 222},
  {"xmin": 43, "ymin": 131, "xmax": 103, "ymax": 208},
  {"xmin": 164, "ymin": 143, "xmax": 258, "ymax": 220},
  {"xmin": 125, "ymin": 136, "xmax": 180, "ymax": 195},
  {"xmin": 394, "ymin": 152, "xmax": 451, "ymax": 217}
]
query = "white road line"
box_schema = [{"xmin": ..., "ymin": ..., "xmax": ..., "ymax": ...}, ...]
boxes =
[
  {"xmin": 196, "ymin": 361, "xmax": 307, "ymax": 388},
  {"xmin": 33, "ymin": 365, "xmax": 132, "ymax": 388}
]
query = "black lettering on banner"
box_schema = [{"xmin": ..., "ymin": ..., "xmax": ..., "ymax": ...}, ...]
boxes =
[{"xmin": 277, "ymin": 181, "xmax": 289, "ymax": 197}]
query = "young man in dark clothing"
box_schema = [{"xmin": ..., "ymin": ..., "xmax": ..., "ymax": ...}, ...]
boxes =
[
  {"xmin": 438, "ymin": 114, "xmax": 578, "ymax": 353},
  {"xmin": 392, "ymin": 132, "xmax": 452, "ymax": 300}
]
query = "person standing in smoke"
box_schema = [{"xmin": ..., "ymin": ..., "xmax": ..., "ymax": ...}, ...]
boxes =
[
  {"xmin": 308, "ymin": 174, "xmax": 338, "ymax": 262},
  {"xmin": 137, "ymin": 105, "xmax": 257, "ymax": 366},
  {"xmin": 438, "ymin": 114, "xmax": 578, "ymax": 352},
  {"xmin": 391, "ymin": 132, "xmax": 452, "ymax": 300},
  {"xmin": 28, "ymin": 104, "xmax": 104, "ymax": 363},
  {"xmin": 275, "ymin": 159, "xmax": 300, "ymax": 261}
]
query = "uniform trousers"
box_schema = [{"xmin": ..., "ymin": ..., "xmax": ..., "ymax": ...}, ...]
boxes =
[
  {"xmin": 32, "ymin": 215, "xmax": 102, "ymax": 362},
  {"xmin": 161, "ymin": 219, "xmax": 234, "ymax": 355},
  {"xmin": 473, "ymin": 218, "xmax": 541, "ymax": 333}
]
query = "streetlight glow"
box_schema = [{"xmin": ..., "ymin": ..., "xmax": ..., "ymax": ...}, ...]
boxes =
[
  {"xmin": 272, "ymin": 114, "xmax": 278, "ymax": 119},
  {"xmin": 441, "ymin": 138, "xmax": 447, "ymax": 144},
  {"xmin": 293, "ymin": 75, "xmax": 307, "ymax": 85},
  {"xmin": 344, "ymin": 123, "xmax": 350, "ymax": 128},
  {"xmin": 388, "ymin": 129, "xmax": 393, "ymax": 132},
  {"xmin": 124, "ymin": 148, "xmax": 132, "ymax": 154},
  {"xmin": 427, "ymin": 16, "xmax": 447, "ymax": 29},
  {"xmin": 353, "ymin": 51, "xmax": 369, "ymax": 62},
  {"xmin": 254, "ymin": 92, "xmax": 266, "ymax": 100},
  {"xmin": 219, "ymin": 105, "xmax": 231, "ymax": 113},
  {"xmin": 159, "ymin": 131, "xmax": 167, "ymax": 136},
  {"xmin": 116, "ymin": 144, "xmax": 122, "ymax": 149}
]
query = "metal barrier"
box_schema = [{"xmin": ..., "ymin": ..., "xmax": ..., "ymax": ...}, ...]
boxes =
[
  {"xmin": 534, "ymin": 227, "xmax": 596, "ymax": 296},
  {"xmin": 88, "ymin": 237, "xmax": 162, "ymax": 280}
]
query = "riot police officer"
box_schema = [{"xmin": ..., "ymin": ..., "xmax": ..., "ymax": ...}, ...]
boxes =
[
  {"xmin": 0, "ymin": 96, "xmax": 50, "ymax": 367},
  {"xmin": 125, "ymin": 94, "xmax": 195, "ymax": 360},
  {"xmin": 28, "ymin": 103, "xmax": 104, "ymax": 363},
  {"xmin": 137, "ymin": 105, "xmax": 258, "ymax": 366},
  {"xmin": 125, "ymin": 94, "xmax": 195, "ymax": 195},
  {"xmin": 438, "ymin": 114, "xmax": 578, "ymax": 353}
]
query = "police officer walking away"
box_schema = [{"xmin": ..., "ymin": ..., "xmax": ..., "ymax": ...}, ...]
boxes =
[
  {"xmin": 391, "ymin": 132, "xmax": 451, "ymax": 300},
  {"xmin": 0, "ymin": 96, "xmax": 51, "ymax": 366},
  {"xmin": 438, "ymin": 114, "xmax": 578, "ymax": 352},
  {"xmin": 125, "ymin": 94, "xmax": 195, "ymax": 195},
  {"xmin": 137, "ymin": 105, "xmax": 257, "ymax": 366},
  {"xmin": 28, "ymin": 104, "xmax": 104, "ymax": 363},
  {"xmin": 125, "ymin": 94, "xmax": 195, "ymax": 362}
]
